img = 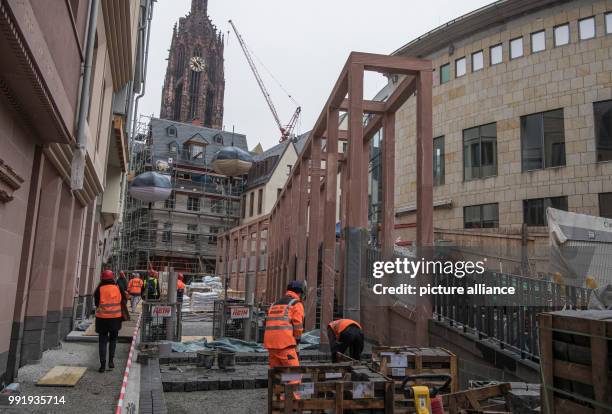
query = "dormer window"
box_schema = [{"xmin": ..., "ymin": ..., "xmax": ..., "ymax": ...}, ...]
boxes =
[
  {"xmin": 167, "ymin": 125, "xmax": 177, "ymax": 137},
  {"xmin": 214, "ymin": 134, "xmax": 223, "ymax": 144}
]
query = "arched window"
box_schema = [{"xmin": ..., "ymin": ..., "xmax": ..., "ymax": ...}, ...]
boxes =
[
  {"xmin": 173, "ymin": 83, "xmax": 183, "ymax": 120},
  {"xmin": 167, "ymin": 126, "xmax": 177, "ymax": 137},
  {"xmin": 213, "ymin": 134, "xmax": 223, "ymax": 144}
]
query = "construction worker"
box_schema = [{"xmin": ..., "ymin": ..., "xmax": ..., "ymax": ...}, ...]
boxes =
[
  {"xmin": 144, "ymin": 270, "xmax": 160, "ymax": 300},
  {"xmin": 94, "ymin": 269, "xmax": 127, "ymax": 373},
  {"xmin": 176, "ymin": 273, "xmax": 186, "ymax": 304},
  {"xmin": 327, "ymin": 319, "xmax": 364, "ymax": 362},
  {"xmin": 117, "ymin": 271, "xmax": 128, "ymax": 293},
  {"xmin": 127, "ymin": 273, "xmax": 144, "ymax": 312},
  {"xmin": 263, "ymin": 280, "xmax": 306, "ymax": 368}
]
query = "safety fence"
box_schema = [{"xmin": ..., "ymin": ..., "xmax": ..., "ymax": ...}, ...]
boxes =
[{"xmin": 364, "ymin": 246, "xmax": 592, "ymax": 362}]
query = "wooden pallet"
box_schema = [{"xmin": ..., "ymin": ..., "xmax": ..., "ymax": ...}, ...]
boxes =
[
  {"xmin": 538, "ymin": 310, "xmax": 612, "ymax": 414},
  {"xmin": 371, "ymin": 347, "xmax": 458, "ymax": 391},
  {"xmin": 444, "ymin": 383, "xmax": 512, "ymax": 414},
  {"xmin": 393, "ymin": 383, "xmax": 511, "ymax": 414},
  {"xmin": 268, "ymin": 362, "xmax": 394, "ymax": 413}
]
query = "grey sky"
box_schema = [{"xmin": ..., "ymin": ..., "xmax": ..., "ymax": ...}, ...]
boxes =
[{"xmin": 140, "ymin": 0, "xmax": 494, "ymax": 150}]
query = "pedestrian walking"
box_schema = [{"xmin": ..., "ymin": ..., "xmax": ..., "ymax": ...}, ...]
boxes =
[{"xmin": 94, "ymin": 269, "xmax": 127, "ymax": 373}]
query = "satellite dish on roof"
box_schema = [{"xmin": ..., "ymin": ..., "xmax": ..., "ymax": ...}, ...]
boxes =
[{"xmin": 211, "ymin": 146, "xmax": 253, "ymax": 176}]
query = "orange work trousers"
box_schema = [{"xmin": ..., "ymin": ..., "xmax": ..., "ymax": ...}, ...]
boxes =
[{"xmin": 268, "ymin": 347, "xmax": 300, "ymax": 368}]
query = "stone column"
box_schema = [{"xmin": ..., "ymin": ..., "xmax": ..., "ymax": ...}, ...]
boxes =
[
  {"xmin": 20, "ymin": 161, "xmax": 63, "ymax": 364},
  {"xmin": 61, "ymin": 203, "xmax": 85, "ymax": 338},
  {"xmin": 44, "ymin": 185, "xmax": 74, "ymax": 350}
]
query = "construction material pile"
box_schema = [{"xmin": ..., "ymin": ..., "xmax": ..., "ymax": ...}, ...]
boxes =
[{"xmin": 182, "ymin": 276, "xmax": 223, "ymax": 313}]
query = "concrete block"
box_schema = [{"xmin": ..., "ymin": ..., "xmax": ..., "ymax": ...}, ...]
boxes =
[{"xmin": 218, "ymin": 378, "xmax": 232, "ymax": 390}]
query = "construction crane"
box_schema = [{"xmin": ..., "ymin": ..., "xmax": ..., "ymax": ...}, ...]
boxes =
[{"xmin": 228, "ymin": 20, "xmax": 301, "ymax": 143}]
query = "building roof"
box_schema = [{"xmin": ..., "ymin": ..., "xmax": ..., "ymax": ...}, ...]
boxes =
[
  {"xmin": 149, "ymin": 117, "xmax": 248, "ymax": 167},
  {"xmin": 392, "ymin": 0, "xmax": 569, "ymax": 58},
  {"xmin": 245, "ymin": 140, "xmax": 292, "ymax": 190}
]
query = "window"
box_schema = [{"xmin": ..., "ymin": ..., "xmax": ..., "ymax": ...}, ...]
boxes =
[
  {"xmin": 187, "ymin": 224, "xmax": 198, "ymax": 243},
  {"xmin": 162, "ymin": 222, "xmax": 172, "ymax": 243},
  {"xmin": 471, "ymin": 50, "xmax": 484, "ymax": 72},
  {"xmin": 187, "ymin": 196, "xmax": 200, "ymax": 211},
  {"xmin": 209, "ymin": 227, "xmax": 219, "ymax": 244},
  {"xmin": 579, "ymin": 16, "xmax": 595, "ymax": 40},
  {"xmin": 214, "ymin": 134, "xmax": 224, "ymax": 144},
  {"xmin": 490, "ymin": 44, "xmax": 503, "ymax": 65},
  {"xmin": 257, "ymin": 188, "xmax": 263, "ymax": 214},
  {"xmin": 554, "ymin": 23, "xmax": 570, "ymax": 46},
  {"xmin": 606, "ymin": 13, "xmax": 612, "ymax": 35},
  {"xmin": 523, "ymin": 197, "xmax": 567, "ymax": 226},
  {"xmin": 249, "ymin": 192, "xmax": 254, "ymax": 216},
  {"xmin": 599, "ymin": 193, "xmax": 612, "ymax": 218},
  {"xmin": 595, "ymin": 100, "xmax": 612, "ymax": 162},
  {"xmin": 164, "ymin": 192, "xmax": 175, "ymax": 209},
  {"xmin": 433, "ymin": 136, "xmax": 445, "ymax": 186},
  {"xmin": 531, "ymin": 30, "xmax": 546, "ymax": 53},
  {"xmin": 455, "ymin": 57, "xmax": 466, "ymax": 77},
  {"xmin": 211, "ymin": 199, "xmax": 223, "ymax": 214},
  {"xmin": 464, "ymin": 203, "xmax": 499, "ymax": 229},
  {"xmin": 167, "ymin": 126, "xmax": 177, "ymax": 137},
  {"xmin": 521, "ymin": 109, "xmax": 566, "ymax": 170},
  {"xmin": 241, "ymin": 194, "xmax": 246, "ymax": 218},
  {"xmin": 463, "ymin": 123, "xmax": 497, "ymax": 180},
  {"xmin": 510, "ymin": 37, "xmax": 523, "ymax": 59},
  {"xmin": 439, "ymin": 63, "xmax": 451, "ymax": 84}
]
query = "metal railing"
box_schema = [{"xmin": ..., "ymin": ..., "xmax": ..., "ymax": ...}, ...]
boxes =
[
  {"xmin": 364, "ymin": 246, "xmax": 592, "ymax": 363},
  {"xmin": 433, "ymin": 271, "xmax": 591, "ymax": 362}
]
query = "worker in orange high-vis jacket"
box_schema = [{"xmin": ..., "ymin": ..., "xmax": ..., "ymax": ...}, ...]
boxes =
[
  {"xmin": 263, "ymin": 280, "xmax": 306, "ymax": 368},
  {"xmin": 327, "ymin": 319, "xmax": 364, "ymax": 362},
  {"xmin": 176, "ymin": 273, "xmax": 186, "ymax": 304},
  {"xmin": 127, "ymin": 273, "xmax": 144, "ymax": 312},
  {"xmin": 95, "ymin": 270, "xmax": 127, "ymax": 373}
]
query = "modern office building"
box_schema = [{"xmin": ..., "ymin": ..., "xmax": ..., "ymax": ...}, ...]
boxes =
[{"xmin": 392, "ymin": 0, "xmax": 612, "ymax": 274}]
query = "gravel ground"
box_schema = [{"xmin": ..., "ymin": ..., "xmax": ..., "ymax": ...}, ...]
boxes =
[
  {"xmin": 0, "ymin": 341, "xmax": 129, "ymax": 414},
  {"xmin": 165, "ymin": 389, "xmax": 267, "ymax": 413}
]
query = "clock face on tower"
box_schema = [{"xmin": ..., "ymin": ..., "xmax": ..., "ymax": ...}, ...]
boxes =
[{"xmin": 189, "ymin": 56, "xmax": 206, "ymax": 72}]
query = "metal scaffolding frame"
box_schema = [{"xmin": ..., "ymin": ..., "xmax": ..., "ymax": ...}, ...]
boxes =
[{"xmin": 111, "ymin": 115, "xmax": 244, "ymax": 276}]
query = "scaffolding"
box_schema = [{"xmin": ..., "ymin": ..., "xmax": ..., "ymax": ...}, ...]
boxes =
[{"xmin": 110, "ymin": 115, "xmax": 244, "ymax": 276}]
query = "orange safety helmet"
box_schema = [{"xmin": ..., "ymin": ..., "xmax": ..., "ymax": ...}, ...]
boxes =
[{"xmin": 101, "ymin": 269, "xmax": 114, "ymax": 281}]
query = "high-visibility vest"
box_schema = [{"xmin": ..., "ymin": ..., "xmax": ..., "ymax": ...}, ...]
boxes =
[
  {"xmin": 96, "ymin": 285, "xmax": 122, "ymax": 319},
  {"xmin": 263, "ymin": 293, "xmax": 304, "ymax": 350},
  {"xmin": 177, "ymin": 280, "xmax": 185, "ymax": 290},
  {"xmin": 128, "ymin": 278, "xmax": 143, "ymax": 295},
  {"xmin": 328, "ymin": 319, "xmax": 362, "ymax": 339}
]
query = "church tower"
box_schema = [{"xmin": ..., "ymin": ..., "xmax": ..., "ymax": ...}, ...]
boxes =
[{"xmin": 160, "ymin": 0, "xmax": 224, "ymax": 129}]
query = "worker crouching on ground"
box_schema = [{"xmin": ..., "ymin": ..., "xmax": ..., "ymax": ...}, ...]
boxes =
[
  {"xmin": 263, "ymin": 280, "xmax": 306, "ymax": 368},
  {"xmin": 127, "ymin": 273, "xmax": 144, "ymax": 312},
  {"xmin": 95, "ymin": 270, "xmax": 128, "ymax": 373},
  {"xmin": 327, "ymin": 319, "xmax": 364, "ymax": 362}
]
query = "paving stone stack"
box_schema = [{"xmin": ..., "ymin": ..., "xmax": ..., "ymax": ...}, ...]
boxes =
[{"xmin": 139, "ymin": 357, "xmax": 168, "ymax": 414}]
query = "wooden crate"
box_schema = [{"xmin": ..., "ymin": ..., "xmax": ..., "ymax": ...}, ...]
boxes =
[
  {"xmin": 268, "ymin": 362, "xmax": 394, "ymax": 413},
  {"xmin": 538, "ymin": 310, "xmax": 612, "ymax": 414},
  {"xmin": 444, "ymin": 383, "xmax": 512, "ymax": 414}
]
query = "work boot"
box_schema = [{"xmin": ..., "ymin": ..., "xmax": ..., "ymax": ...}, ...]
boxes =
[
  {"xmin": 108, "ymin": 360, "xmax": 114, "ymax": 370},
  {"xmin": 99, "ymin": 363, "xmax": 105, "ymax": 373}
]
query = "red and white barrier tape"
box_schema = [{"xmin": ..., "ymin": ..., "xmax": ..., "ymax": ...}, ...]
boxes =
[{"xmin": 115, "ymin": 313, "xmax": 141, "ymax": 414}]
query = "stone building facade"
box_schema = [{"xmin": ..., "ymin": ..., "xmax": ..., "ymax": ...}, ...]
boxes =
[
  {"xmin": 0, "ymin": 0, "xmax": 150, "ymax": 384},
  {"xmin": 392, "ymin": 0, "xmax": 612, "ymax": 275},
  {"xmin": 159, "ymin": 0, "xmax": 225, "ymax": 129}
]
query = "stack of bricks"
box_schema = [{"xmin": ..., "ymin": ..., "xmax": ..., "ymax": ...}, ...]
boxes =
[{"xmin": 139, "ymin": 358, "xmax": 168, "ymax": 414}]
